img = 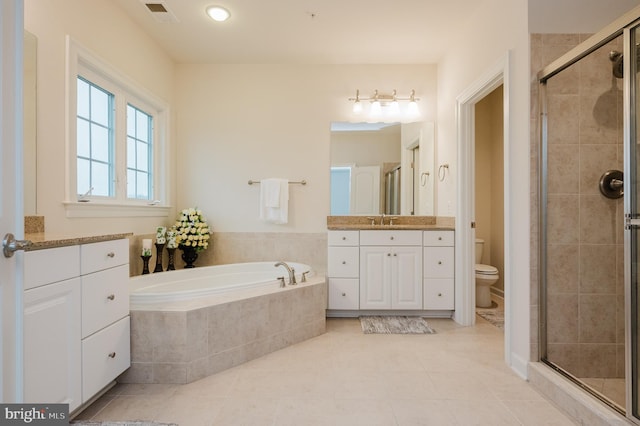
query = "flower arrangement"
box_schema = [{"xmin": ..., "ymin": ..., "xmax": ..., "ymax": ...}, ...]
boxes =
[{"xmin": 174, "ymin": 207, "xmax": 211, "ymax": 252}]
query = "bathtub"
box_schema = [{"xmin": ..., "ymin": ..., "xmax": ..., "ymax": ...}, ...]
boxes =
[
  {"xmin": 122, "ymin": 261, "xmax": 326, "ymax": 385},
  {"xmin": 129, "ymin": 261, "xmax": 315, "ymax": 305}
]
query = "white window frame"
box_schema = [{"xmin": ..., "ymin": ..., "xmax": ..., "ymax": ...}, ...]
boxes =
[{"xmin": 65, "ymin": 36, "xmax": 170, "ymax": 218}]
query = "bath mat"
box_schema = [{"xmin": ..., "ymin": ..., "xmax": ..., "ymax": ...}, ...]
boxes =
[
  {"xmin": 476, "ymin": 305, "xmax": 504, "ymax": 330},
  {"xmin": 359, "ymin": 316, "xmax": 436, "ymax": 334},
  {"xmin": 71, "ymin": 422, "xmax": 178, "ymax": 426}
]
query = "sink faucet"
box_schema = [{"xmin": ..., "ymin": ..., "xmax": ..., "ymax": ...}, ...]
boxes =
[{"xmin": 274, "ymin": 261, "xmax": 296, "ymax": 285}]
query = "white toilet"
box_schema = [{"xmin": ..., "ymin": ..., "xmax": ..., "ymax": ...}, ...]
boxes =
[{"xmin": 475, "ymin": 238, "xmax": 499, "ymax": 308}]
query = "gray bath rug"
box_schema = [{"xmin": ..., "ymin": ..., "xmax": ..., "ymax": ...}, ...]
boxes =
[
  {"xmin": 71, "ymin": 422, "xmax": 178, "ymax": 426},
  {"xmin": 476, "ymin": 304, "xmax": 504, "ymax": 330},
  {"xmin": 360, "ymin": 316, "xmax": 436, "ymax": 334}
]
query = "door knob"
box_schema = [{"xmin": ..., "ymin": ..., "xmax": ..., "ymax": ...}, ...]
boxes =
[{"xmin": 3, "ymin": 233, "xmax": 32, "ymax": 258}]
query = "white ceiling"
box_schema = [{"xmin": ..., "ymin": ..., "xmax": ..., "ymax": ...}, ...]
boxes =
[{"xmin": 113, "ymin": 0, "xmax": 484, "ymax": 64}]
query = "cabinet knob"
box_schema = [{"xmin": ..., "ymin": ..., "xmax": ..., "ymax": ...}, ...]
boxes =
[
  {"xmin": 342, "ymin": 261, "xmax": 346, "ymax": 264},
  {"xmin": 390, "ymin": 236, "xmax": 394, "ymax": 240},
  {"xmin": 438, "ymin": 261, "xmax": 442, "ymax": 265},
  {"xmin": 438, "ymin": 237, "xmax": 442, "ymax": 241},
  {"xmin": 438, "ymin": 293, "xmax": 442, "ymax": 297},
  {"xmin": 107, "ymin": 294, "xmax": 115, "ymax": 301},
  {"xmin": 108, "ymin": 352, "xmax": 116, "ymax": 358},
  {"xmin": 393, "ymin": 253, "xmax": 397, "ymax": 257},
  {"xmin": 342, "ymin": 236, "xmax": 346, "ymax": 240},
  {"xmin": 342, "ymin": 292, "xmax": 346, "ymax": 297},
  {"xmin": 387, "ymin": 253, "xmax": 391, "ymax": 256},
  {"xmin": 107, "ymin": 252, "xmax": 115, "ymax": 258}
]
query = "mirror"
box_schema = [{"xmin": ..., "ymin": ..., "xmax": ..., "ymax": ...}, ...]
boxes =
[
  {"xmin": 24, "ymin": 30, "xmax": 37, "ymax": 215},
  {"xmin": 330, "ymin": 121, "xmax": 434, "ymax": 216}
]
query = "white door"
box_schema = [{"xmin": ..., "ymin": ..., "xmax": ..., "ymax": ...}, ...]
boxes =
[
  {"xmin": 391, "ymin": 246, "xmax": 423, "ymax": 309},
  {"xmin": 350, "ymin": 166, "xmax": 380, "ymax": 214},
  {"xmin": 1, "ymin": 0, "xmax": 25, "ymax": 402},
  {"xmin": 360, "ymin": 246, "xmax": 391, "ymax": 309}
]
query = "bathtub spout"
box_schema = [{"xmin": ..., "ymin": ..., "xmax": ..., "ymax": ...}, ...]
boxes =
[{"xmin": 274, "ymin": 261, "xmax": 297, "ymax": 285}]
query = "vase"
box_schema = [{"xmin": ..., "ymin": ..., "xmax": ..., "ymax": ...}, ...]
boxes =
[
  {"xmin": 154, "ymin": 243, "xmax": 165, "ymax": 273},
  {"xmin": 166, "ymin": 247, "xmax": 176, "ymax": 270},
  {"xmin": 181, "ymin": 246, "xmax": 198, "ymax": 268},
  {"xmin": 141, "ymin": 255, "xmax": 151, "ymax": 275}
]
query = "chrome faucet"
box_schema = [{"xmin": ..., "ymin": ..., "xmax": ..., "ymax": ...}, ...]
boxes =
[{"xmin": 274, "ymin": 261, "xmax": 296, "ymax": 285}]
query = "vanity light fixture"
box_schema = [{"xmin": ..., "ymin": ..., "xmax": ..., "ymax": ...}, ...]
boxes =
[
  {"xmin": 349, "ymin": 89, "xmax": 420, "ymax": 116},
  {"xmin": 206, "ymin": 5, "xmax": 231, "ymax": 22}
]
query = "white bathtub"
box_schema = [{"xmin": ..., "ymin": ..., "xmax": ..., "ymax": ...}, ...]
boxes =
[{"xmin": 129, "ymin": 261, "xmax": 314, "ymax": 305}]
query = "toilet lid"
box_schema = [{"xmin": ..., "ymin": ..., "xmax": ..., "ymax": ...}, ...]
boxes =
[{"xmin": 475, "ymin": 264, "xmax": 498, "ymax": 275}]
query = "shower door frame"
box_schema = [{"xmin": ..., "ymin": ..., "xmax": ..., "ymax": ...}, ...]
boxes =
[{"xmin": 538, "ymin": 5, "xmax": 640, "ymax": 422}]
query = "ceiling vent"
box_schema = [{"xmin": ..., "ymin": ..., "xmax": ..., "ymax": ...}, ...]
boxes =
[{"xmin": 142, "ymin": 1, "xmax": 179, "ymax": 23}]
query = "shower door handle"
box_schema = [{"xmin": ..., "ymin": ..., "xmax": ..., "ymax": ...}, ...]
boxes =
[{"xmin": 625, "ymin": 214, "xmax": 640, "ymax": 230}]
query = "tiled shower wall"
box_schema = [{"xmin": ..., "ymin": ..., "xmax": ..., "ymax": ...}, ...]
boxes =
[{"xmin": 530, "ymin": 34, "xmax": 625, "ymax": 378}]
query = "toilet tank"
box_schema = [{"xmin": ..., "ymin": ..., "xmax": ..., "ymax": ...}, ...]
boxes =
[{"xmin": 475, "ymin": 238, "xmax": 484, "ymax": 264}]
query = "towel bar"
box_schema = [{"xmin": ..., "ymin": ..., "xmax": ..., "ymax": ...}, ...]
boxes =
[{"xmin": 248, "ymin": 179, "xmax": 307, "ymax": 185}]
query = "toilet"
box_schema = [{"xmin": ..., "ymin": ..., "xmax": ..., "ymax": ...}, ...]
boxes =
[{"xmin": 475, "ymin": 238, "xmax": 499, "ymax": 308}]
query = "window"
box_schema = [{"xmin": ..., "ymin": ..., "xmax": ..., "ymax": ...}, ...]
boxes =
[{"xmin": 66, "ymin": 37, "xmax": 169, "ymax": 217}]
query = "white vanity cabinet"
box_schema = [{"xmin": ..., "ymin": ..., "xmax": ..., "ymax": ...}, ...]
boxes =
[
  {"xmin": 23, "ymin": 238, "xmax": 130, "ymax": 413},
  {"xmin": 359, "ymin": 230, "xmax": 422, "ymax": 310},
  {"xmin": 327, "ymin": 231, "xmax": 360, "ymax": 310},
  {"xmin": 24, "ymin": 245, "xmax": 82, "ymax": 411},
  {"xmin": 423, "ymin": 231, "xmax": 455, "ymax": 309}
]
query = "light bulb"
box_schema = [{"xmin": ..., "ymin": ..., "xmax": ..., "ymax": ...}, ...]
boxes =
[
  {"xmin": 389, "ymin": 100, "xmax": 400, "ymax": 115},
  {"xmin": 353, "ymin": 100, "xmax": 363, "ymax": 114},
  {"xmin": 407, "ymin": 100, "xmax": 419, "ymax": 116},
  {"xmin": 370, "ymin": 100, "xmax": 382, "ymax": 116},
  {"xmin": 206, "ymin": 6, "xmax": 230, "ymax": 22}
]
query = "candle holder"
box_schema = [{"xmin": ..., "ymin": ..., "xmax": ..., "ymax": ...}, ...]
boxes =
[
  {"xmin": 166, "ymin": 247, "xmax": 176, "ymax": 271},
  {"xmin": 141, "ymin": 255, "xmax": 151, "ymax": 275},
  {"xmin": 154, "ymin": 243, "xmax": 165, "ymax": 273}
]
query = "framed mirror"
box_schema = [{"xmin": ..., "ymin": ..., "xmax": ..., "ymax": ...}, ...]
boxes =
[{"xmin": 330, "ymin": 121, "xmax": 434, "ymax": 216}]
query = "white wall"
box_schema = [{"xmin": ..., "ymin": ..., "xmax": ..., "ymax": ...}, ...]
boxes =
[
  {"xmin": 436, "ymin": 0, "xmax": 529, "ymax": 375},
  {"xmin": 24, "ymin": 0, "xmax": 176, "ymax": 235},
  {"xmin": 174, "ymin": 64, "xmax": 437, "ymax": 233},
  {"xmin": 529, "ymin": 0, "xmax": 640, "ymax": 33}
]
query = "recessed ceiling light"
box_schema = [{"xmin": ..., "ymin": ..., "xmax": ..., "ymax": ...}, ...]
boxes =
[{"xmin": 206, "ymin": 5, "xmax": 230, "ymax": 22}]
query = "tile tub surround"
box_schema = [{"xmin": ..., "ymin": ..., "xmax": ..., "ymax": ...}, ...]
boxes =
[{"xmin": 119, "ymin": 278, "xmax": 327, "ymax": 384}]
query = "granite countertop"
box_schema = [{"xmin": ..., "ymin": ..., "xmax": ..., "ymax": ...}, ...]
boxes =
[
  {"xmin": 24, "ymin": 232, "xmax": 132, "ymax": 251},
  {"xmin": 327, "ymin": 215, "xmax": 455, "ymax": 231}
]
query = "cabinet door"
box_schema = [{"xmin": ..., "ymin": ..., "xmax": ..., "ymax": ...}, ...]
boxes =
[
  {"xmin": 24, "ymin": 278, "xmax": 82, "ymax": 412},
  {"xmin": 360, "ymin": 246, "xmax": 392, "ymax": 309},
  {"xmin": 391, "ymin": 246, "xmax": 423, "ymax": 309}
]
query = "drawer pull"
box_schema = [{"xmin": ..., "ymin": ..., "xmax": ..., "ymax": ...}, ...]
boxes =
[
  {"xmin": 342, "ymin": 292, "xmax": 346, "ymax": 297},
  {"xmin": 342, "ymin": 236, "xmax": 346, "ymax": 240},
  {"xmin": 108, "ymin": 352, "xmax": 116, "ymax": 358},
  {"xmin": 393, "ymin": 253, "xmax": 397, "ymax": 257},
  {"xmin": 438, "ymin": 237, "xmax": 442, "ymax": 241},
  {"xmin": 107, "ymin": 294, "xmax": 115, "ymax": 301},
  {"xmin": 438, "ymin": 293, "xmax": 442, "ymax": 297},
  {"xmin": 390, "ymin": 236, "xmax": 394, "ymax": 240},
  {"xmin": 387, "ymin": 253, "xmax": 391, "ymax": 256},
  {"xmin": 342, "ymin": 261, "xmax": 346, "ymax": 264},
  {"xmin": 107, "ymin": 252, "xmax": 115, "ymax": 258},
  {"xmin": 438, "ymin": 261, "xmax": 442, "ymax": 265}
]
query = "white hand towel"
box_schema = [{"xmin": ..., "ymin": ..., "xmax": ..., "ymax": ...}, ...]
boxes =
[{"xmin": 259, "ymin": 178, "xmax": 289, "ymax": 224}]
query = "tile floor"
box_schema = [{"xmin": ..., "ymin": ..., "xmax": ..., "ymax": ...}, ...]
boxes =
[{"xmin": 74, "ymin": 317, "xmax": 577, "ymax": 425}]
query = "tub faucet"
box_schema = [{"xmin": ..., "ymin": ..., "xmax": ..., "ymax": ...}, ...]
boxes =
[{"xmin": 275, "ymin": 261, "xmax": 296, "ymax": 285}]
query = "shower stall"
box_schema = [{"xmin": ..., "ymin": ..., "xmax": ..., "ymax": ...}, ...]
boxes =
[{"xmin": 538, "ymin": 8, "xmax": 640, "ymax": 421}]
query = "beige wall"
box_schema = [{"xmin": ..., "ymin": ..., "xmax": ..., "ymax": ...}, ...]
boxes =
[
  {"xmin": 531, "ymin": 34, "xmax": 624, "ymax": 378},
  {"xmin": 475, "ymin": 86, "xmax": 504, "ymax": 292},
  {"xmin": 24, "ymin": 0, "xmax": 177, "ymax": 236},
  {"xmin": 174, "ymin": 64, "xmax": 437, "ymax": 233}
]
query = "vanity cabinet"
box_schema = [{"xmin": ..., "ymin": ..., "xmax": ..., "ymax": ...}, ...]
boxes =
[
  {"xmin": 327, "ymin": 231, "xmax": 360, "ymax": 310},
  {"xmin": 423, "ymin": 231, "xmax": 455, "ymax": 309},
  {"xmin": 359, "ymin": 230, "xmax": 422, "ymax": 310},
  {"xmin": 23, "ymin": 238, "xmax": 130, "ymax": 413}
]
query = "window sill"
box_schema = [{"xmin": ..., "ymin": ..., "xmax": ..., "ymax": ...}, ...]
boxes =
[{"xmin": 64, "ymin": 201, "xmax": 171, "ymax": 218}]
